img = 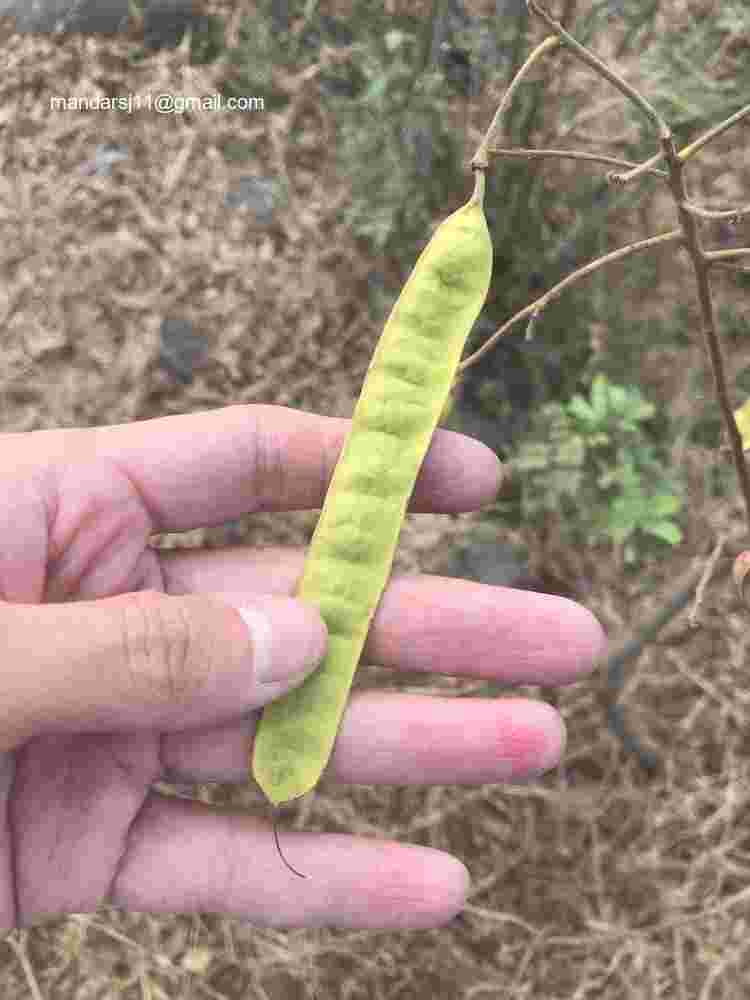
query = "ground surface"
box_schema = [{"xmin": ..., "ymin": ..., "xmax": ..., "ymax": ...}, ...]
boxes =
[{"xmin": 1, "ymin": 2, "xmax": 750, "ymax": 998}]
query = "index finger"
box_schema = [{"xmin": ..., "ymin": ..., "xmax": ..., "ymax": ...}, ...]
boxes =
[{"xmin": 77, "ymin": 404, "xmax": 502, "ymax": 533}]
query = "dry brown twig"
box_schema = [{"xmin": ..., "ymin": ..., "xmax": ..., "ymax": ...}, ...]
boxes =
[
  {"xmin": 461, "ymin": 0, "xmax": 750, "ymax": 767},
  {"xmin": 467, "ymin": 2, "xmax": 750, "ymax": 514},
  {"xmin": 688, "ymin": 533, "xmax": 729, "ymax": 628},
  {"xmin": 464, "ymin": 0, "xmax": 749, "ymax": 525}
]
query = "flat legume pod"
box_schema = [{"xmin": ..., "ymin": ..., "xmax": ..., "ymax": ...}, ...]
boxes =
[{"xmin": 252, "ymin": 171, "xmax": 493, "ymax": 807}]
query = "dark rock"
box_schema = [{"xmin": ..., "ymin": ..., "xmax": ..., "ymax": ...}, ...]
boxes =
[
  {"xmin": 0, "ymin": 0, "xmax": 201, "ymax": 43},
  {"xmin": 558, "ymin": 239, "xmax": 578, "ymax": 276},
  {"xmin": 442, "ymin": 535, "xmax": 530, "ymax": 588},
  {"xmin": 0, "ymin": 0, "xmax": 130, "ymax": 33},
  {"xmin": 269, "ymin": 1, "xmax": 291, "ymax": 34},
  {"xmin": 158, "ymin": 317, "xmax": 207, "ymax": 384},
  {"xmin": 224, "ymin": 176, "xmax": 277, "ymax": 223},
  {"xmin": 143, "ymin": 0, "xmax": 202, "ymax": 50},
  {"xmin": 80, "ymin": 142, "xmax": 129, "ymax": 177}
]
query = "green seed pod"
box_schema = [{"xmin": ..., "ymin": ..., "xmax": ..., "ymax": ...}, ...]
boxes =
[{"xmin": 252, "ymin": 171, "xmax": 493, "ymax": 809}]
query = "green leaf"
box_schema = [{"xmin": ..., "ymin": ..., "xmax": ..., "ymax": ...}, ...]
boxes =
[
  {"xmin": 364, "ymin": 76, "xmax": 390, "ymax": 102},
  {"xmin": 649, "ymin": 494, "xmax": 682, "ymax": 517},
  {"xmin": 643, "ymin": 521, "xmax": 682, "ymax": 545},
  {"xmin": 590, "ymin": 373, "xmax": 609, "ymax": 420},
  {"xmin": 634, "ymin": 399, "xmax": 656, "ymax": 421},
  {"xmin": 608, "ymin": 505, "xmax": 639, "ymax": 544},
  {"xmin": 609, "ymin": 383, "xmax": 628, "ymax": 412},
  {"xmin": 567, "ymin": 395, "xmax": 596, "ymax": 425}
]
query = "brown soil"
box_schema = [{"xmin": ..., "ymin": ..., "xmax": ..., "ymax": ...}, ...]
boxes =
[{"xmin": 1, "ymin": 2, "xmax": 749, "ymax": 997}]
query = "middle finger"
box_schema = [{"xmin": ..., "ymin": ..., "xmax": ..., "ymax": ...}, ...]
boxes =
[{"xmin": 159, "ymin": 545, "xmax": 603, "ymax": 688}]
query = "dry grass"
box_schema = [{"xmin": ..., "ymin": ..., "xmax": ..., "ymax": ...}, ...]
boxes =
[{"xmin": 1, "ymin": 2, "xmax": 750, "ymax": 997}]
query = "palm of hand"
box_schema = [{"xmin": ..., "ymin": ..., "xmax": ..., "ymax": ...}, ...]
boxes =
[{"xmin": 0, "ymin": 408, "xmax": 602, "ymax": 931}]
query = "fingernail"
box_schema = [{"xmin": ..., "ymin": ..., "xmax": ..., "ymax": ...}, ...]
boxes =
[
  {"xmin": 532, "ymin": 703, "xmax": 566, "ymax": 775},
  {"xmin": 235, "ymin": 600, "xmax": 326, "ymax": 686}
]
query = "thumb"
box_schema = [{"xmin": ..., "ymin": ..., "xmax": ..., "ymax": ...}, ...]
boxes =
[{"xmin": 0, "ymin": 591, "xmax": 326, "ymax": 750}]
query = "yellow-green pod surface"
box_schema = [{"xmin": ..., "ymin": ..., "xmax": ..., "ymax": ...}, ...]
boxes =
[{"xmin": 252, "ymin": 172, "xmax": 493, "ymax": 806}]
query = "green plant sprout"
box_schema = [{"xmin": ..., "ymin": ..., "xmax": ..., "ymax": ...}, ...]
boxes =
[{"xmin": 506, "ymin": 373, "xmax": 683, "ymax": 566}]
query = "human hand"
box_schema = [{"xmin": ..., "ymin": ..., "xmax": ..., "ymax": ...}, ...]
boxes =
[{"xmin": 0, "ymin": 404, "xmax": 604, "ymax": 931}]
